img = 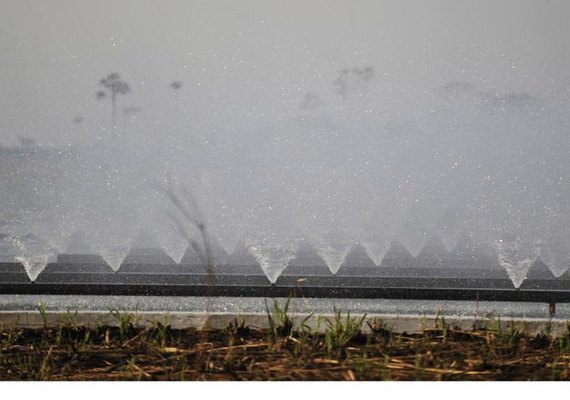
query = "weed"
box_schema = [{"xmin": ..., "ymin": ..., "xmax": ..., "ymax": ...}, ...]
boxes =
[
  {"xmin": 296, "ymin": 313, "xmax": 314, "ymax": 337},
  {"xmin": 124, "ymin": 356, "xmax": 148, "ymax": 380},
  {"xmin": 148, "ymin": 317, "xmax": 171, "ymax": 347},
  {"xmin": 265, "ymin": 297, "xmax": 293, "ymax": 339},
  {"xmin": 324, "ymin": 308, "xmax": 366, "ymax": 353},
  {"xmin": 380, "ymin": 355, "xmax": 390, "ymax": 380},
  {"xmin": 53, "ymin": 309, "xmax": 79, "ymax": 346},
  {"xmin": 484, "ymin": 313, "xmax": 501, "ymax": 333},
  {"xmin": 222, "ymin": 318, "xmax": 250, "ymax": 341},
  {"xmin": 1, "ymin": 308, "xmax": 570, "ymax": 381},
  {"xmin": 415, "ymin": 352, "xmax": 424, "ymax": 380},
  {"xmin": 554, "ymin": 322, "xmax": 570, "ymax": 353},
  {"xmin": 109, "ymin": 308, "xmax": 140, "ymax": 340},
  {"xmin": 36, "ymin": 302, "xmax": 49, "ymax": 331},
  {"xmin": 82, "ymin": 327, "xmax": 92, "ymax": 345},
  {"xmin": 38, "ymin": 346, "xmax": 53, "ymax": 380},
  {"xmin": 57, "ymin": 309, "xmax": 78, "ymax": 327},
  {"xmin": 550, "ymin": 356, "xmax": 565, "ymax": 380},
  {"xmin": 1, "ymin": 317, "xmax": 21, "ymax": 349},
  {"xmin": 367, "ymin": 316, "xmax": 400, "ymax": 345},
  {"xmin": 433, "ymin": 308, "xmax": 449, "ymax": 340},
  {"xmin": 419, "ymin": 314, "xmax": 429, "ymax": 331},
  {"xmin": 501, "ymin": 321, "xmax": 522, "ymax": 345}
]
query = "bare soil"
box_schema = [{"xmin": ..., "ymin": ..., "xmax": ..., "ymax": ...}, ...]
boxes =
[{"xmin": 1, "ymin": 314, "xmax": 569, "ymax": 380}]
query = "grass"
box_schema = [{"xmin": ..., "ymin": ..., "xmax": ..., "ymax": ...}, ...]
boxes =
[
  {"xmin": 265, "ymin": 296, "xmax": 294, "ymax": 339},
  {"xmin": 0, "ymin": 301, "xmax": 570, "ymax": 380},
  {"xmin": 323, "ymin": 308, "xmax": 367, "ymax": 354},
  {"xmin": 109, "ymin": 308, "xmax": 141, "ymax": 340}
]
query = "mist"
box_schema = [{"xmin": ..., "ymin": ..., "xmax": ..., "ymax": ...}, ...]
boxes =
[{"xmin": 1, "ymin": 0, "xmax": 570, "ymax": 286}]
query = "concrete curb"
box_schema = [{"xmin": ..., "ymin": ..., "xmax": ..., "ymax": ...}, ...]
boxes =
[{"xmin": 0, "ymin": 311, "xmax": 568, "ymax": 336}]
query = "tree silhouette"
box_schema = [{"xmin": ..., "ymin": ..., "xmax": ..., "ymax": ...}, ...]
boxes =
[
  {"xmin": 170, "ymin": 81, "xmax": 183, "ymax": 125},
  {"xmin": 170, "ymin": 80, "xmax": 182, "ymax": 93},
  {"xmin": 98, "ymin": 73, "xmax": 131, "ymax": 128},
  {"xmin": 170, "ymin": 81, "xmax": 182, "ymax": 106},
  {"xmin": 333, "ymin": 66, "xmax": 375, "ymax": 106}
]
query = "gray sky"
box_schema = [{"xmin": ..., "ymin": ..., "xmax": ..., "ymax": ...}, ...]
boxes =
[{"xmin": 1, "ymin": 0, "xmax": 569, "ymax": 145}]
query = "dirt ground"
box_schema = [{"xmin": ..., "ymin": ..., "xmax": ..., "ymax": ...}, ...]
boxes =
[{"xmin": 1, "ymin": 308, "xmax": 569, "ymax": 380}]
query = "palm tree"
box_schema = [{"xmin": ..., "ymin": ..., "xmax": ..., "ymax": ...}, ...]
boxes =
[
  {"xmin": 170, "ymin": 80, "xmax": 182, "ymax": 93},
  {"xmin": 98, "ymin": 73, "xmax": 131, "ymax": 128},
  {"xmin": 170, "ymin": 81, "xmax": 182, "ymax": 107},
  {"xmin": 170, "ymin": 80, "xmax": 183, "ymax": 126}
]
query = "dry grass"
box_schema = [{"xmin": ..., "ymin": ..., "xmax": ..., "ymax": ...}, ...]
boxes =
[{"xmin": 1, "ymin": 307, "xmax": 570, "ymax": 381}]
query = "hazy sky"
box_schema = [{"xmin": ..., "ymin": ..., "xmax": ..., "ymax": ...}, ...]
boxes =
[
  {"xmin": 3, "ymin": 1, "xmax": 570, "ymax": 283},
  {"xmin": 1, "ymin": 0, "xmax": 569, "ymax": 145}
]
